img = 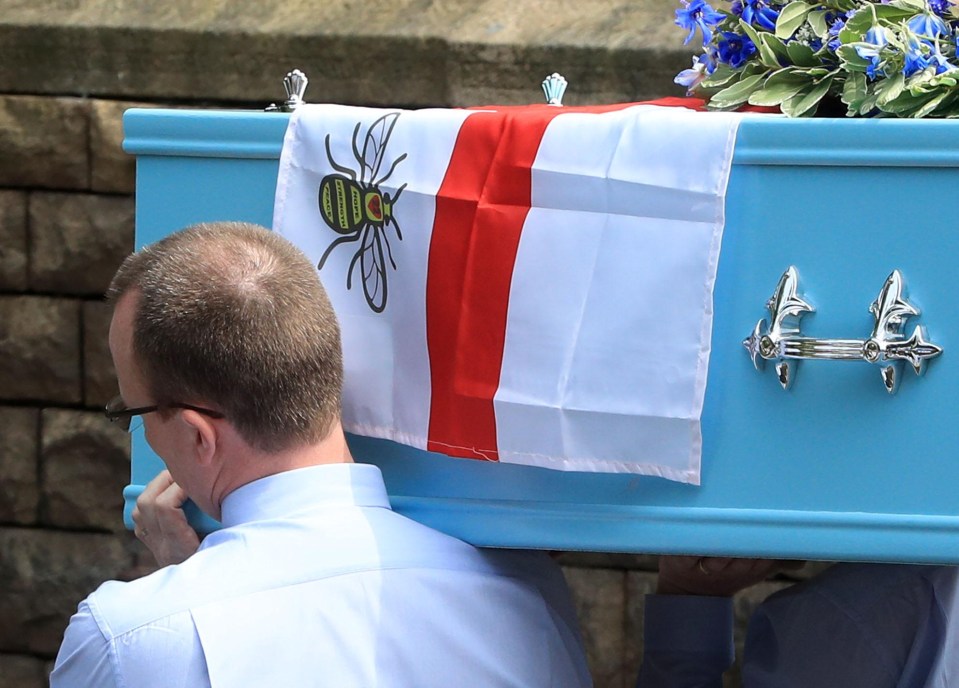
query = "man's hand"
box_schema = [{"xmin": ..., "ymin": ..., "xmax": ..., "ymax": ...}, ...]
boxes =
[
  {"xmin": 656, "ymin": 556, "xmax": 805, "ymax": 597},
  {"xmin": 132, "ymin": 470, "xmax": 201, "ymax": 568}
]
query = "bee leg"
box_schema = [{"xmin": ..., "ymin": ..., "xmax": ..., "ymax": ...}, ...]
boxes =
[
  {"xmin": 346, "ymin": 243, "xmax": 364, "ymax": 290},
  {"xmin": 382, "ymin": 231, "xmax": 397, "ymax": 270},
  {"xmin": 317, "ymin": 233, "xmax": 361, "ymax": 271},
  {"xmin": 325, "ymin": 134, "xmax": 357, "ymax": 180},
  {"xmin": 374, "ymin": 154, "xmax": 408, "ymax": 187},
  {"xmin": 389, "ymin": 214, "xmax": 403, "ymax": 242},
  {"xmin": 351, "ymin": 122, "xmax": 366, "ymax": 181}
]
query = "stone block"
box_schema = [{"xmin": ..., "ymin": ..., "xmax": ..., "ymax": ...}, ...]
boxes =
[
  {"xmin": 0, "ymin": 96, "xmax": 88, "ymax": 190},
  {"xmin": 83, "ymin": 300, "xmax": 118, "ymax": 408},
  {"xmin": 563, "ymin": 566, "xmax": 626, "ymax": 688},
  {"xmin": 0, "ymin": 527, "xmax": 134, "ymax": 656},
  {"xmin": 91, "ymin": 99, "xmax": 152, "ymax": 194},
  {"xmin": 0, "ymin": 654, "xmax": 46, "ymax": 688},
  {"xmin": 0, "ymin": 1, "xmax": 688, "ymax": 105},
  {"xmin": 29, "ymin": 192, "xmax": 134, "ymax": 295},
  {"xmin": 0, "ymin": 191, "xmax": 28, "ymax": 291},
  {"xmin": 0, "ymin": 407, "xmax": 40, "ymax": 525},
  {"xmin": 41, "ymin": 409, "xmax": 130, "ymax": 532},
  {"xmin": 0, "ymin": 296, "xmax": 81, "ymax": 404}
]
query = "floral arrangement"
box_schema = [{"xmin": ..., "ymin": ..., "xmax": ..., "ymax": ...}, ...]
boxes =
[{"xmin": 674, "ymin": 0, "xmax": 959, "ymax": 116}]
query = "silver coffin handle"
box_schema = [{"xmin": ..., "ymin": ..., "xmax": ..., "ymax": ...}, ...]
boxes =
[{"xmin": 742, "ymin": 266, "xmax": 942, "ymax": 394}]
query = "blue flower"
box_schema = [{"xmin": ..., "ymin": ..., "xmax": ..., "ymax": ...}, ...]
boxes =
[
  {"xmin": 855, "ymin": 37, "xmax": 886, "ymax": 80},
  {"xmin": 717, "ymin": 31, "xmax": 758, "ymax": 67},
  {"xmin": 864, "ymin": 27, "xmax": 890, "ymax": 46},
  {"xmin": 903, "ymin": 46, "xmax": 932, "ymax": 75},
  {"xmin": 674, "ymin": 51, "xmax": 719, "ymax": 93},
  {"xmin": 733, "ymin": 0, "xmax": 781, "ymax": 30},
  {"xmin": 826, "ymin": 11, "xmax": 855, "ymax": 51},
  {"xmin": 827, "ymin": 23, "xmax": 845, "ymax": 50},
  {"xmin": 676, "ymin": 0, "xmax": 726, "ymax": 46},
  {"xmin": 907, "ymin": 12, "xmax": 948, "ymax": 38},
  {"xmin": 927, "ymin": 37, "xmax": 957, "ymax": 73},
  {"xmin": 675, "ymin": 55, "xmax": 709, "ymax": 92},
  {"xmin": 928, "ymin": 0, "xmax": 952, "ymax": 16}
]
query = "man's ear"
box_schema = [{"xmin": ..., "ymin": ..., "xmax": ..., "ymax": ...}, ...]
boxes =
[{"xmin": 179, "ymin": 410, "xmax": 219, "ymax": 467}]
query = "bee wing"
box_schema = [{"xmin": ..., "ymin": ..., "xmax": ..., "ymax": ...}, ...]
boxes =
[
  {"xmin": 359, "ymin": 112, "xmax": 401, "ymax": 185},
  {"xmin": 359, "ymin": 227, "xmax": 389, "ymax": 313}
]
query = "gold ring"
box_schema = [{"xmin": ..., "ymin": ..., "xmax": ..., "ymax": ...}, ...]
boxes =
[{"xmin": 697, "ymin": 558, "xmax": 709, "ymax": 575}]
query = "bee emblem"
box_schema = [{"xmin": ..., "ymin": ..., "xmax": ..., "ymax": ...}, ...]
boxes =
[{"xmin": 317, "ymin": 112, "xmax": 408, "ymax": 313}]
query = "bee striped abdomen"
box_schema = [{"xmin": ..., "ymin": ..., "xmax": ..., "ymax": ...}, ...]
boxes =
[{"xmin": 319, "ymin": 174, "xmax": 364, "ymax": 233}]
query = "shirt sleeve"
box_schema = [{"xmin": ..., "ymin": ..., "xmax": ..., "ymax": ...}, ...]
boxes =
[
  {"xmin": 50, "ymin": 600, "xmax": 119, "ymax": 688},
  {"xmin": 635, "ymin": 594, "xmax": 734, "ymax": 688}
]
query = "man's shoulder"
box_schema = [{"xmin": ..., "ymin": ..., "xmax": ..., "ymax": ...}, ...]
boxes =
[{"xmin": 84, "ymin": 554, "xmax": 218, "ymax": 639}]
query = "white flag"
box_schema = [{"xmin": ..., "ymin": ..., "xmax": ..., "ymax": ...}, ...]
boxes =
[{"xmin": 274, "ymin": 101, "xmax": 743, "ymax": 484}]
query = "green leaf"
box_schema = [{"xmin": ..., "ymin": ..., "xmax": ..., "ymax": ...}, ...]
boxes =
[
  {"xmin": 838, "ymin": 27, "xmax": 862, "ymax": 44},
  {"xmin": 708, "ymin": 73, "xmax": 768, "ymax": 109},
  {"xmin": 836, "ymin": 44, "xmax": 872, "ymax": 70},
  {"xmin": 740, "ymin": 21, "xmax": 779, "ymax": 69},
  {"xmin": 807, "ymin": 9, "xmax": 829, "ymax": 37},
  {"xmin": 910, "ymin": 92, "xmax": 948, "ymax": 118},
  {"xmin": 841, "ymin": 71, "xmax": 868, "ymax": 110},
  {"xmin": 781, "ymin": 75, "xmax": 835, "ymax": 116},
  {"xmin": 775, "ymin": 1, "xmax": 812, "ymax": 39},
  {"xmin": 875, "ymin": 72, "xmax": 906, "ymax": 105},
  {"xmin": 786, "ymin": 42, "xmax": 820, "ymax": 67},
  {"xmin": 928, "ymin": 92, "xmax": 959, "ymax": 118},
  {"xmin": 748, "ymin": 74, "xmax": 812, "ymax": 105},
  {"xmin": 764, "ymin": 67, "xmax": 810, "ymax": 86},
  {"xmin": 896, "ymin": 92, "xmax": 949, "ymax": 117},
  {"xmin": 739, "ymin": 19, "xmax": 763, "ymax": 48},
  {"xmin": 880, "ymin": 90, "xmax": 939, "ymax": 115},
  {"xmin": 844, "ymin": 6, "xmax": 914, "ymax": 33},
  {"xmin": 857, "ymin": 91, "xmax": 880, "ymax": 115},
  {"xmin": 889, "ymin": 0, "xmax": 924, "ymax": 12},
  {"xmin": 761, "ymin": 34, "xmax": 790, "ymax": 64},
  {"xmin": 699, "ymin": 64, "xmax": 742, "ymax": 90}
]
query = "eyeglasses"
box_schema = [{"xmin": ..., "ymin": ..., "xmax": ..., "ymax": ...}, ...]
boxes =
[{"xmin": 104, "ymin": 395, "xmax": 225, "ymax": 432}]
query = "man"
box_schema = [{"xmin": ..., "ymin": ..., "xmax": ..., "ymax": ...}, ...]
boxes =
[
  {"xmin": 636, "ymin": 556, "xmax": 959, "ymax": 687},
  {"xmin": 51, "ymin": 221, "xmax": 591, "ymax": 687}
]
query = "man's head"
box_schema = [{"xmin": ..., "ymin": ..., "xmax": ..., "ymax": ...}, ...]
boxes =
[{"xmin": 107, "ymin": 221, "xmax": 344, "ymax": 458}]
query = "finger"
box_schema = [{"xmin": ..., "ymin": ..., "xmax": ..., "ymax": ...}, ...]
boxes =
[
  {"xmin": 154, "ymin": 481, "xmax": 190, "ymax": 512},
  {"xmin": 139, "ymin": 470, "xmax": 175, "ymax": 503}
]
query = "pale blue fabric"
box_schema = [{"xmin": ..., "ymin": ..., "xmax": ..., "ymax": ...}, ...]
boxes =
[
  {"xmin": 637, "ymin": 563, "xmax": 959, "ymax": 688},
  {"xmin": 51, "ymin": 463, "xmax": 591, "ymax": 688}
]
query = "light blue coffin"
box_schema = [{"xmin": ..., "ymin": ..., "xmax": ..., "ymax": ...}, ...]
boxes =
[{"xmin": 123, "ymin": 108, "xmax": 959, "ymax": 563}]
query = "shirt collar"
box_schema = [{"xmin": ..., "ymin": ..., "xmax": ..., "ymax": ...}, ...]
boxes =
[{"xmin": 219, "ymin": 463, "xmax": 391, "ymax": 528}]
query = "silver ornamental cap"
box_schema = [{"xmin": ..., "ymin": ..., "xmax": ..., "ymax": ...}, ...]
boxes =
[
  {"xmin": 266, "ymin": 69, "xmax": 309, "ymax": 112},
  {"xmin": 542, "ymin": 73, "xmax": 568, "ymax": 106}
]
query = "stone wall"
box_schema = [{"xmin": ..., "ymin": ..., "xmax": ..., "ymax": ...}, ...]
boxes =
[{"xmin": 0, "ymin": 2, "xmax": 812, "ymax": 686}]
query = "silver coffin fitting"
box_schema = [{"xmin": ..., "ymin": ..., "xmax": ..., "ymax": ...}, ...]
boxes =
[
  {"xmin": 265, "ymin": 69, "xmax": 309, "ymax": 112},
  {"xmin": 743, "ymin": 266, "xmax": 942, "ymax": 394},
  {"xmin": 542, "ymin": 73, "xmax": 568, "ymax": 106}
]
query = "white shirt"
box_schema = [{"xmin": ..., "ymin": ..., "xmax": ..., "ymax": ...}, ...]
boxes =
[{"xmin": 51, "ymin": 463, "xmax": 591, "ymax": 687}]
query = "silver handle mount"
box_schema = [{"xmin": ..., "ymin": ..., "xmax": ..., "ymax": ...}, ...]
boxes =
[{"xmin": 743, "ymin": 266, "xmax": 942, "ymax": 393}]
